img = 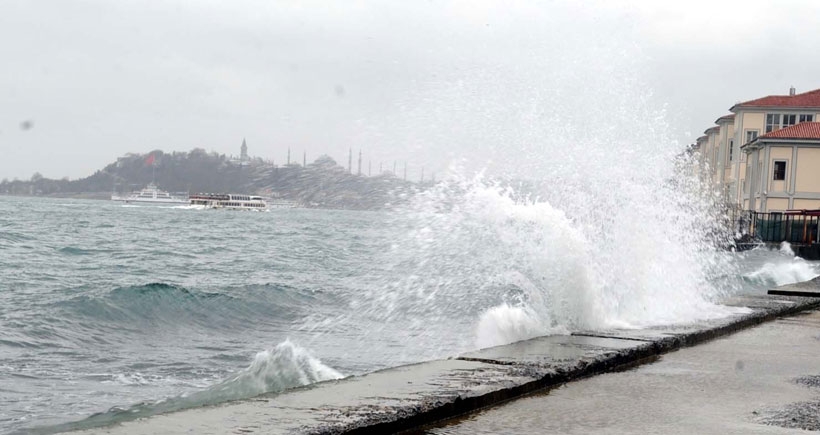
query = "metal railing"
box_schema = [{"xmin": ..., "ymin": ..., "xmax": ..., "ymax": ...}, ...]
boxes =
[{"xmin": 745, "ymin": 210, "xmax": 820, "ymax": 244}]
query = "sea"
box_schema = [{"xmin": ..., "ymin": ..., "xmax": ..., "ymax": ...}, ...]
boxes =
[{"xmin": 1, "ymin": 193, "xmax": 819, "ymax": 434}]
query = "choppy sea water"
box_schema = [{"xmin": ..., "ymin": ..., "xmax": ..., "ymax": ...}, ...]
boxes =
[{"xmin": 1, "ymin": 195, "xmax": 818, "ymax": 434}]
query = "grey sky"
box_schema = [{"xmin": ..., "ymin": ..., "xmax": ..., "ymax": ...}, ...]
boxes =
[{"xmin": 2, "ymin": 0, "xmax": 820, "ymax": 181}]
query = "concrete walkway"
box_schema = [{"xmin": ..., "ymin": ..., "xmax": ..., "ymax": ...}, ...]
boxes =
[
  {"xmin": 42, "ymin": 280, "xmax": 820, "ymax": 434},
  {"xmin": 427, "ymin": 309, "xmax": 820, "ymax": 434}
]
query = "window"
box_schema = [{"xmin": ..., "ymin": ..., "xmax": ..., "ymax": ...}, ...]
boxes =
[
  {"xmin": 800, "ymin": 114, "xmax": 814, "ymax": 123},
  {"xmin": 782, "ymin": 114, "xmax": 797, "ymax": 128},
  {"xmin": 766, "ymin": 114, "xmax": 781, "ymax": 133},
  {"xmin": 728, "ymin": 139, "xmax": 734, "ymax": 163},
  {"xmin": 773, "ymin": 161, "xmax": 787, "ymax": 181},
  {"xmin": 745, "ymin": 130, "xmax": 759, "ymax": 143}
]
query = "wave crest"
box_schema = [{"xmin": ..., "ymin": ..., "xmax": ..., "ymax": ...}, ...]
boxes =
[{"xmin": 32, "ymin": 340, "xmax": 342, "ymax": 435}]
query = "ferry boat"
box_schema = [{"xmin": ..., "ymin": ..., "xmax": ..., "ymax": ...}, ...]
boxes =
[
  {"xmin": 112, "ymin": 183, "xmax": 188, "ymax": 205},
  {"xmin": 189, "ymin": 193, "xmax": 268, "ymax": 210}
]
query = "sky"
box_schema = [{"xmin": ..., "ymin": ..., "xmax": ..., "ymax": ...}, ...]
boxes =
[{"xmin": 2, "ymin": 0, "xmax": 820, "ymax": 181}]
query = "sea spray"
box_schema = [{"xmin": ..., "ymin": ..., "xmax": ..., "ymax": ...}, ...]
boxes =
[
  {"xmin": 204, "ymin": 339, "xmax": 344, "ymax": 400},
  {"xmin": 742, "ymin": 243, "xmax": 820, "ymax": 289},
  {"xmin": 333, "ymin": 3, "xmax": 744, "ymax": 351}
]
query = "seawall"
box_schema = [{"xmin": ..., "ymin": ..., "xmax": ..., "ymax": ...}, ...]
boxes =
[{"xmin": 66, "ymin": 282, "xmax": 820, "ymax": 434}]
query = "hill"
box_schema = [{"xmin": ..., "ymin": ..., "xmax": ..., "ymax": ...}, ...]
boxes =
[{"xmin": 0, "ymin": 149, "xmax": 421, "ymax": 210}]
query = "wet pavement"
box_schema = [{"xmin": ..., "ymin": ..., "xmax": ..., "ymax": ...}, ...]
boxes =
[{"xmin": 427, "ymin": 309, "xmax": 820, "ymax": 435}]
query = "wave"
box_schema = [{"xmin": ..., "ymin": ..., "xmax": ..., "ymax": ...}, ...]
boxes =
[
  {"xmin": 26, "ymin": 340, "xmax": 343, "ymax": 435},
  {"xmin": 0, "ymin": 230, "xmax": 34, "ymax": 244},
  {"xmin": 742, "ymin": 244, "xmax": 820, "ymax": 289},
  {"xmin": 57, "ymin": 246, "xmax": 114, "ymax": 256},
  {"xmin": 50, "ymin": 283, "xmax": 327, "ymax": 335},
  {"xmin": 353, "ymin": 174, "xmax": 741, "ymax": 356}
]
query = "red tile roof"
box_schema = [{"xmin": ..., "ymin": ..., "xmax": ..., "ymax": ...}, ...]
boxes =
[
  {"xmin": 714, "ymin": 114, "xmax": 735, "ymax": 123},
  {"xmin": 732, "ymin": 88, "xmax": 820, "ymax": 110},
  {"xmin": 759, "ymin": 122, "xmax": 820, "ymax": 140}
]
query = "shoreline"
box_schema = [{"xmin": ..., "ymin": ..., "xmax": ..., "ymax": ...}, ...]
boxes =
[{"xmin": 47, "ymin": 279, "xmax": 820, "ymax": 434}]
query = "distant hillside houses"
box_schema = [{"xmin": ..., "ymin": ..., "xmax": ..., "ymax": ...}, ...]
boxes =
[{"xmin": 694, "ymin": 87, "xmax": 820, "ymax": 213}]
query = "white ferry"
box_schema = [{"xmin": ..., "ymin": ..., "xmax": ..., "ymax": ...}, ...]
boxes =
[
  {"xmin": 189, "ymin": 193, "xmax": 268, "ymax": 210},
  {"xmin": 112, "ymin": 183, "xmax": 188, "ymax": 205}
]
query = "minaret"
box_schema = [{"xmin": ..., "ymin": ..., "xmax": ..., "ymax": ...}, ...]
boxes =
[
  {"xmin": 348, "ymin": 148, "xmax": 352, "ymax": 173},
  {"xmin": 393, "ymin": 161, "xmax": 396, "ymax": 175},
  {"xmin": 357, "ymin": 150, "xmax": 362, "ymax": 176},
  {"xmin": 403, "ymin": 162, "xmax": 407, "ymax": 181},
  {"xmin": 421, "ymin": 167, "xmax": 424, "ymax": 183},
  {"xmin": 303, "ymin": 151, "xmax": 306, "ymax": 167},
  {"xmin": 240, "ymin": 138, "xmax": 248, "ymax": 161},
  {"xmin": 287, "ymin": 147, "xmax": 291, "ymax": 165},
  {"xmin": 368, "ymin": 160, "xmax": 371, "ymax": 177}
]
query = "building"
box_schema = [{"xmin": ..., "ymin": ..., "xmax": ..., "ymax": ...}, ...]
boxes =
[
  {"xmin": 728, "ymin": 88, "xmax": 820, "ymax": 207},
  {"xmin": 741, "ymin": 122, "xmax": 820, "ymax": 212},
  {"xmin": 231, "ymin": 138, "xmax": 251, "ymax": 166},
  {"xmin": 694, "ymin": 87, "xmax": 820, "ymax": 212}
]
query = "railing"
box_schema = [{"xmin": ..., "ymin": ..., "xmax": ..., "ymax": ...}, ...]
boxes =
[{"xmin": 745, "ymin": 210, "xmax": 820, "ymax": 244}]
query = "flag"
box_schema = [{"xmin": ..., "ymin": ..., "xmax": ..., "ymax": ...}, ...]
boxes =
[{"xmin": 145, "ymin": 154, "xmax": 155, "ymax": 166}]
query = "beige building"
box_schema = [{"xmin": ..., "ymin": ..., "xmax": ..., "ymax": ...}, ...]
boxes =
[
  {"xmin": 694, "ymin": 87, "xmax": 820, "ymax": 212},
  {"xmin": 729, "ymin": 88, "xmax": 820, "ymax": 208},
  {"xmin": 741, "ymin": 122, "xmax": 820, "ymax": 212}
]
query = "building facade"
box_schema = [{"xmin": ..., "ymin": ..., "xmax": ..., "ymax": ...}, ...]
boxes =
[
  {"xmin": 741, "ymin": 122, "xmax": 820, "ymax": 212},
  {"xmin": 695, "ymin": 87, "xmax": 820, "ymax": 212}
]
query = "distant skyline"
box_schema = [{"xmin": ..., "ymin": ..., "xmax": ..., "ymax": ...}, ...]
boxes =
[{"xmin": 3, "ymin": 0, "xmax": 820, "ymax": 180}]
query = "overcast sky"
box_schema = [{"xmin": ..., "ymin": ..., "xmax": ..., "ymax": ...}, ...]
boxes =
[{"xmin": 2, "ymin": 0, "xmax": 820, "ymax": 181}]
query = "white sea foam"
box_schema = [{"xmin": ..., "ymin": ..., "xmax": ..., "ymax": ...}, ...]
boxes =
[
  {"xmin": 342, "ymin": 7, "xmax": 743, "ymax": 351},
  {"xmin": 204, "ymin": 340, "xmax": 344, "ymax": 400},
  {"xmin": 355, "ymin": 166, "xmax": 741, "ymax": 354},
  {"xmin": 779, "ymin": 241, "xmax": 796, "ymax": 256},
  {"xmin": 744, "ymin": 245, "xmax": 820, "ymax": 288}
]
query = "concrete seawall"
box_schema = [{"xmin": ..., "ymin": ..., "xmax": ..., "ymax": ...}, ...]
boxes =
[{"xmin": 69, "ymin": 284, "xmax": 820, "ymax": 434}]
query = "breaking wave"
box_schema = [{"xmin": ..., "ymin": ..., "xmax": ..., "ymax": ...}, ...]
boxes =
[
  {"xmin": 27, "ymin": 340, "xmax": 342, "ymax": 435},
  {"xmin": 743, "ymin": 244, "xmax": 820, "ymax": 289}
]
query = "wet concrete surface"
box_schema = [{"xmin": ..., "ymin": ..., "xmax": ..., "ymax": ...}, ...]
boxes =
[
  {"xmin": 66, "ymin": 293, "xmax": 820, "ymax": 435},
  {"xmin": 426, "ymin": 309, "xmax": 820, "ymax": 435},
  {"xmin": 769, "ymin": 276, "xmax": 820, "ymax": 297}
]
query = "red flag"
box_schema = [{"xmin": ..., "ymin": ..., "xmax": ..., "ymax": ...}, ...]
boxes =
[{"xmin": 145, "ymin": 154, "xmax": 155, "ymax": 166}]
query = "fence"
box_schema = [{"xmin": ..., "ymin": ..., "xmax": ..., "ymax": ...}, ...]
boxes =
[{"xmin": 745, "ymin": 210, "xmax": 820, "ymax": 244}]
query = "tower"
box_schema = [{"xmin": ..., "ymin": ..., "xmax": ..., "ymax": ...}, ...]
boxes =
[{"xmin": 240, "ymin": 138, "xmax": 248, "ymax": 161}]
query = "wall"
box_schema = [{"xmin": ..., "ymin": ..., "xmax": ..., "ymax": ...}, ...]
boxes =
[
  {"xmin": 793, "ymin": 199, "xmax": 820, "ymax": 209},
  {"xmin": 796, "ymin": 147, "xmax": 820, "ymax": 192},
  {"xmin": 766, "ymin": 198, "xmax": 789, "ymax": 212},
  {"xmin": 768, "ymin": 146, "xmax": 792, "ymax": 193}
]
